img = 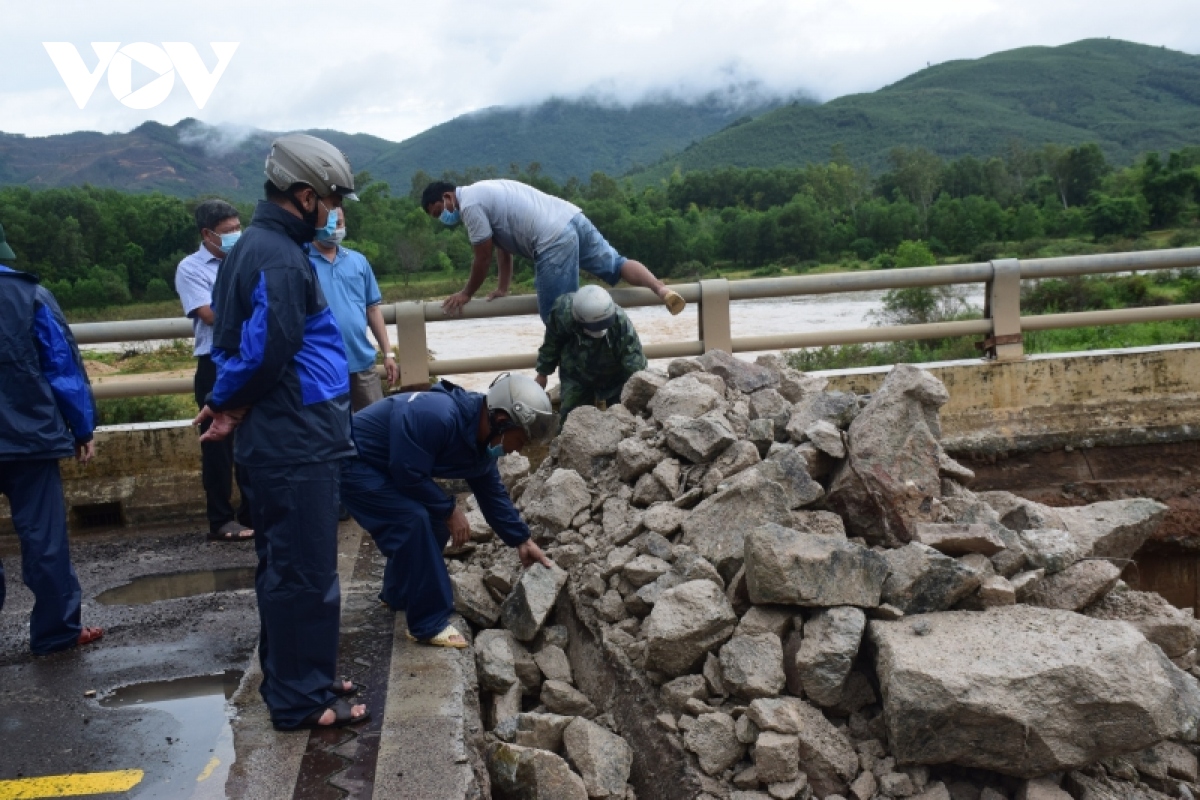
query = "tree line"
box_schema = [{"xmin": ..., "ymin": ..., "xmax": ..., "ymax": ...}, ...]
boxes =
[{"xmin": 0, "ymin": 141, "xmax": 1197, "ymax": 310}]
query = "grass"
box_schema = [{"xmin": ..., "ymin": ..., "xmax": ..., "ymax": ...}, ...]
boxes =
[{"xmin": 82, "ymin": 340, "xmax": 195, "ymax": 374}]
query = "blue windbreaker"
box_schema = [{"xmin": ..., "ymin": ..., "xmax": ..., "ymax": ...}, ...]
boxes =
[
  {"xmin": 0, "ymin": 266, "xmax": 95, "ymax": 461},
  {"xmin": 207, "ymin": 201, "xmax": 355, "ymax": 467},
  {"xmin": 350, "ymin": 382, "xmax": 531, "ymax": 546}
]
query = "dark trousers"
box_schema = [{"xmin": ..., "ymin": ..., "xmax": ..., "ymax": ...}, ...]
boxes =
[
  {"xmin": 340, "ymin": 458, "xmax": 453, "ymax": 641},
  {"xmin": 195, "ymin": 356, "xmax": 251, "ymax": 533},
  {"xmin": 0, "ymin": 459, "xmax": 83, "ymax": 654},
  {"xmin": 245, "ymin": 460, "xmax": 342, "ymax": 729}
]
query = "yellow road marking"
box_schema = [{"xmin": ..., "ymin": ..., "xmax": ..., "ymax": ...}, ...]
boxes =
[
  {"xmin": 196, "ymin": 757, "xmax": 220, "ymax": 783},
  {"xmin": 0, "ymin": 769, "xmax": 143, "ymax": 798}
]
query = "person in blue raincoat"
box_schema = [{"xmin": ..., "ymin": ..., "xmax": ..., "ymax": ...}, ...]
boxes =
[
  {"xmin": 342, "ymin": 374, "xmax": 556, "ymax": 648},
  {"xmin": 0, "ymin": 221, "xmax": 104, "ymax": 655}
]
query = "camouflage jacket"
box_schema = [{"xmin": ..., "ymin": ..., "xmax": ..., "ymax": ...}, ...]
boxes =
[{"xmin": 535, "ymin": 293, "xmax": 647, "ymax": 394}]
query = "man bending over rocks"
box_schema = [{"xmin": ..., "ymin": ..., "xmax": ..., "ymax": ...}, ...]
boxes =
[{"xmin": 341, "ymin": 374, "xmax": 555, "ymax": 647}]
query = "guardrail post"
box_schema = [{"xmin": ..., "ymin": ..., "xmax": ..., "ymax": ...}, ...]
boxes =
[
  {"xmin": 983, "ymin": 258, "xmax": 1024, "ymax": 361},
  {"xmin": 394, "ymin": 302, "xmax": 431, "ymax": 389},
  {"xmin": 698, "ymin": 278, "xmax": 732, "ymax": 353}
]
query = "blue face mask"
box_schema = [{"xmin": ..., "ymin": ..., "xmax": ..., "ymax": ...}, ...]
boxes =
[
  {"xmin": 485, "ymin": 443, "xmax": 505, "ymax": 460},
  {"xmin": 316, "ymin": 205, "xmax": 340, "ymax": 242},
  {"xmin": 217, "ymin": 231, "xmax": 241, "ymax": 252},
  {"xmin": 439, "ymin": 208, "xmax": 461, "ymax": 226}
]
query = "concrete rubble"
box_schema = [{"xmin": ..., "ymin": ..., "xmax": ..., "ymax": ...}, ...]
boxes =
[{"xmin": 442, "ymin": 353, "xmax": 1200, "ymax": 800}]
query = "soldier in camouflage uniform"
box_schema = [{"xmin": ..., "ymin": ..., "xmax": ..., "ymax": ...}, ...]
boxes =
[{"xmin": 535, "ymin": 285, "xmax": 647, "ymax": 422}]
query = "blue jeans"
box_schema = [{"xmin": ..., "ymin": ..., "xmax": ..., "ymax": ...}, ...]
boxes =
[
  {"xmin": 340, "ymin": 458, "xmax": 454, "ymax": 641},
  {"xmin": 534, "ymin": 214, "xmax": 626, "ymax": 323}
]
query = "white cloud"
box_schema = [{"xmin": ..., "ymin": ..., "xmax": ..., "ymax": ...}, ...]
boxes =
[{"xmin": 1, "ymin": 0, "xmax": 1197, "ymax": 140}]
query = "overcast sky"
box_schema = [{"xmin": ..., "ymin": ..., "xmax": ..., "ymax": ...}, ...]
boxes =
[{"xmin": 4, "ymin": 0, "xmax": 1198, "ymax": 142}]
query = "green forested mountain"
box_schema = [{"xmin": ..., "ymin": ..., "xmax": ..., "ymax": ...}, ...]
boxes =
[
  {"xmin": 0, "ymin": 92, "xmax": 784, "ymax": 201},
  {"xmin": 633, "ymin": 39, "xmax": 1200, "ymax": 183}
]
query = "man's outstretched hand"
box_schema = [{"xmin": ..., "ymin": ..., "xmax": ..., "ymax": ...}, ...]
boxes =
[
  {"xmin": 194, "ymin": 405, "xmax": 247, "ymax": 442},
  {"xmin": 517, "ymin": 539, "xmax": 553, "ymax": 569},
  {"xmin": 441, "ymin": 291, "xmax": 472, "ymax": 317},
  {"xmin": 447, "ymin": 507, "xmax": 471, "ymax": 549}
]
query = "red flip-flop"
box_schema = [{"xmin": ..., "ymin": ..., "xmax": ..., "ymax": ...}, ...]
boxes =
[{"xmin": 77, "ymin": 627, "xmax": 104, "ymax": 647}]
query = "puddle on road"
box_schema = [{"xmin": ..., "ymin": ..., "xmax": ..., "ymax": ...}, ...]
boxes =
[
  {"xmin": 101, "ymin": 671, "xmax": 243, "ymax": 799},
  {"xmin": 96, "ymin": 567, "xmax": 255, "ymax": 606}
]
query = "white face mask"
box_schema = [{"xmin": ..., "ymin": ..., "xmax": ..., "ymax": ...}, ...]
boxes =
[{"xmin": 323, "ymin": 228, "xmax": 346, "ymax": 246}]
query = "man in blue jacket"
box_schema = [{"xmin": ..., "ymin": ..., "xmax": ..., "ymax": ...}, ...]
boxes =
[
  {"xmin": 343, "ymin": 374, "xmax": 555, "ymax": 648},
  {"xmin": 0, "ymin": 221, "xmax": 104, "ymax": 655},
  {"xmin": 194, "ymin": 135, "xmax": 367, "ymax": 731}
]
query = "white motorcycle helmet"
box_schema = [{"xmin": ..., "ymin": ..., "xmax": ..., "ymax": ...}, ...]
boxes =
[
  {"xmin": 486, "ymin": 373, "xmax": 557, "ymax": 444},
  {"xmin": 572, "ymin": 285, "xmax": 616, "ymax": 338}
]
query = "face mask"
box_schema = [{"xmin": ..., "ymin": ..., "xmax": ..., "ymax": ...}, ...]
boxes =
[
  {"xmin": 440, "ymin": 208, "xmax": 461, "ymax": 226},
  {"xmin": 217, "ymin": 231, "xmax": 241, "ymax": 252},
  {"xmin": 322, "ymin": 228, "xmax": 346, "ymax": 247},
  {"xmin": 316, "ymin": 204, "xmax": 341, "ymax": 242},
  {"xmin": 485, "ymin": 443, "xmax": 505, "ymax": 460}
]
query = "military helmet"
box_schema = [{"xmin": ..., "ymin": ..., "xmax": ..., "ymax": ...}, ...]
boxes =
[
  {"xmin": 572, "ymin": 284, "xmax": 616, "ymax": 338},
  {"xmin": 487, "ymin": 373, "xmax": 557, "ymax": 444},
  {"xmin": 0, "ymin": 222, "xmax": 15, "ymax": 261},
  {"xmin": 265, "ymin": 134, "xmax": 359, "ymax": 200}
]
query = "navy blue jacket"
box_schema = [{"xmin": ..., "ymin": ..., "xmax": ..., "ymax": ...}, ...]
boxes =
[
  {"xmin": 351, "ymin": 382, "xmax": 531, "ymax": 546},
  {"xmin": 0, "ymin": 266, "xmax": 96, "ymax": 461},
  {"xmin": 208, "ymin": 201, "xmax": 355, "ymax": 467}
]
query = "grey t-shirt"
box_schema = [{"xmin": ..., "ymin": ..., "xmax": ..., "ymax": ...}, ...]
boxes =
[{"xmin": 457, "ymin": 180, "xmax": 581, "ymax": 261}]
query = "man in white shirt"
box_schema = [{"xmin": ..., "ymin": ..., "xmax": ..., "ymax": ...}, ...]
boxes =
[
  {"xmin": 422, "ymin": 179, "xmax": 686, "ymax": 323},
  {"xmin": 174, "ymin": 199, "xmax": 253, "ymax": 542}
]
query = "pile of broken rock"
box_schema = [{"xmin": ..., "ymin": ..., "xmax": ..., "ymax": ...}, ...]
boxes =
[{"xmin": 448, "ymin": 350, "xmax": 1200, "ymax": 800}]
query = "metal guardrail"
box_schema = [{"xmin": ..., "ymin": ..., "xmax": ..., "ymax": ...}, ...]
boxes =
[{"xmin": 82, "ymin": 247, "xmax": 1200, "ymax": 399}]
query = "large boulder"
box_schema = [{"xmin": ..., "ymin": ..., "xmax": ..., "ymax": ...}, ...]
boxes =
[
  {"xmin": 489, "ymin": 742, "xmax": 588, "ymax": 800},
  {"xmin": 826, "ymin": 365, "xmax": 951, "ymax": 547},
  {"xmin": 648, "ymin": 375, "xmax": 724, "ymax": 424},
  {"xmin": 556, "ymin": 405, "xmax": 626, "ymax": 479},
  {"xmin": 718, "ymin": 633, "xmax": 786, "ymax": 700},
  {"xmin": 683, "ymin": 712, "xmax": 745, "ymax": 776},
  {"xmin": 881, "ymin": 543, "xmax": 984, "ymax": 614},
  {"xmin": 1023, "ymin": 559, "xmax": 1122, "ymax": 611},
  {"xmin": 757, "ymin": 448, "xmax": 825, "ymax": 508},
  {"xmin": 785, "ymin": 391, "xmax": 860, "ymax": 441},
  {"xmin": 644, "ymin": 580, "xmax": 739, "ymax": 676},
  {"xmin": 700, "ymin": 350, "xmax": 779, "ymax": 394},
  {"xmin": 493, "ymin": 713, "xmax": 573, "ymax": 751},
  {"xmin": 665, "ymin": 412, "xmax": 738, "ymax": 463},
  {"xmin": 795, "ymin": 606, "xmax": 867, "ymax": 707},
  {"xmin": 452, "ymin": 571, "xmax": 502, "ymax": 628},
  {"xmin": 501, "ymin": 563, "xmax": 569, "ymax": 642},
  {"xmin": 913, "ymin": 522, "xmax": 1006, "ymax": 556},
  {"xmin": 744, "ymin": 523, "xmax": 889, "ymax": 608},
  {"xmin": 620, "ymin": 369, "xmax": 667, "ymax": 415},
  {"xmin": 869, "ymin": 605, "xmax": 1200, "ymax": 777},
  {"xmin": 616, "ymin": 438, "xmax": 667, "ymax": 483},
  {"xmin": 745, "ymin": 697, "xmax": 858, "ymax": 798},
  {"xmin": 1085, "ymin": 589, "xmax": 1198, "ymax": 659},
  {"xmin": 749, "ymin": 388, "xmax": 793, "ymax": 441},
  {"xmin": 523, "ymin": 469, "xmax": 591, "ymax": 531},
  {"xmin": 563, "ymin": 717, "xmax": 633, "ymax": 799},
  {"xmin": 679, "ymin": 469, "xmax": 792, "ymax": 581},
  {"xmin": 1056, "ymin": 499, "xmax": 1170, "ymax": 560}
]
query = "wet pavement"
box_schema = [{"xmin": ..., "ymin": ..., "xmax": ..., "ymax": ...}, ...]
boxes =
[
  {"xmin": 1, "ymin": 517, "xmax": 482, "ymax": 798},
  {"xmin": 0, "ymin": 525, "xmax": 260, "ymax": 797}
]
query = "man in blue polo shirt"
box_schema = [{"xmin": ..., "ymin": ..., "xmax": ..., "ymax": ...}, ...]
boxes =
[{"xmin": 309, "ymin": 212, "xmax": 396, "ymax": 411}]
